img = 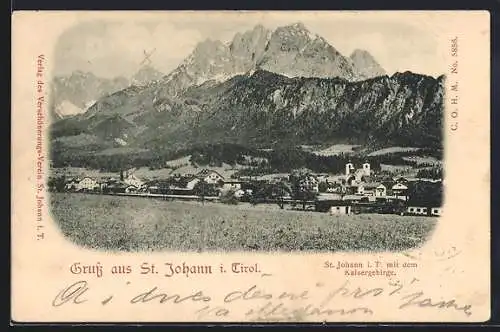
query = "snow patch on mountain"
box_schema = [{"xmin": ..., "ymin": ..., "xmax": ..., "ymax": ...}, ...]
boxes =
[
  {"xmin": 114, "ymin": 138, "xmax": 128, "ymax": 146},
  {"xmin": 54, "ymin": 100, "xmax": 85, "ymax": 118}
]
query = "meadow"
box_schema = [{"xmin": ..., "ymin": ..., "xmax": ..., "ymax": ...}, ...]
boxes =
[{"xmin": 50, "ymin": 193, "xmax": 437, "ymax": 253}]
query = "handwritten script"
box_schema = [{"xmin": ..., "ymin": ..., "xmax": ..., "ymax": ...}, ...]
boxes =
[{"xmin": 51, "ymin": 277, "xmax": 472, "ymax": 321}]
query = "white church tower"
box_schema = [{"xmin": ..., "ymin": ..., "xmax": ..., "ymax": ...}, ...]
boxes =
[
  {"xmin": 345, "ymin": 163, "xmax": 354, "ymax": 176},
  {"xmin": 362, "ymin": 162, "xmax": 371, "ymax": 176}
]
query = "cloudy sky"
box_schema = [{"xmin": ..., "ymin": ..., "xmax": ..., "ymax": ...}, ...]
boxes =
[{"xmin": 53, "ymin": 12, "xmax": 445, "ymax": 79}]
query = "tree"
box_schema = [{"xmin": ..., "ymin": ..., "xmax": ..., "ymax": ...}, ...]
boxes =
[
  {"xmin": 408, "ymin": 181, "xmax": 443, "ymax": 206},
  {"xmin": 271, "ymin": 181, "xmax": 291, "ymax": 209},
  {"xmin": 220, "ymin": 189, "xmax": 239, "ymax": 205},
  {"xmin": 295, "ymin": 188, "xmax": 318, "ymax": 210},
  {"xmin": 289, "ymin": 173, "xmax": 319, "ymax": 210},
  {"xmin": 193, "ymin": 180, "xmax": 219, "ymax": 204},
  {"xmin": 47, "ymin": 176, "xmax": 66, "ymax": 192},
  {"xmin": 318, "ymin": 181, "xmax": 328, "ymax": 193}
]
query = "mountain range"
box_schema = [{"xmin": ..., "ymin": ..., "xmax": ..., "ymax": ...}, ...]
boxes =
[
  {"xmin": 50, "ymin": 22, "xmax": 444, "ymax": 167},
  {"xmin": 50, "ymin": 66, "xmax": 165, "ymax": 120}
]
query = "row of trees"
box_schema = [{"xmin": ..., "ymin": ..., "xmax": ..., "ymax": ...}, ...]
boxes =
[
  {"xmin": 51, "ymin": 142, "xmax": 443, "ymax": 174},
  {"xmin": 416, "ymin": 166, "xmax": 444, "ymax": 180}
]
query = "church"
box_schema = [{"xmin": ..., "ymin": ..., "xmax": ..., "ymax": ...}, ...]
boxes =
[{"xmin": 345, "ymin": 162, "xmax": 371, "ymax": 186}]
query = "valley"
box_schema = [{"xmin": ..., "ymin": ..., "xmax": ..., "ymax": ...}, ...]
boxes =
[{"xmin": 45, "ymin": 20, "xmax": 445, "ymax": 253}]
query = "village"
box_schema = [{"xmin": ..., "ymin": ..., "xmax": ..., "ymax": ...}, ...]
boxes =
[{"xmin": 48, "ymin": 161, "xmax": 444, "ymax": 218}]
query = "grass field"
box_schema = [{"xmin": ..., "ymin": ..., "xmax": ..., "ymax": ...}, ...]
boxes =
[{"xmin": 50, "ymin": 193, "xmax": 437, "ymax": 253}]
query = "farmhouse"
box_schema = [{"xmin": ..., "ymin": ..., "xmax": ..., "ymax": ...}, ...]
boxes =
[
  {"xmin": 325, "ymin": 200, "xmax": 352, "ymax": 215},
  {"xmin": 123, "ymin": 170, "xmax": 145, "ymax": 188},
  {"xmin": 76, "ymin": 177, "xmax": 100, "ymax": 192},
  {"xmin": 223, "ymin": 179, "xmax": 245, "ymax": 192},
  {"xmin": 358, "ymin": 182, "xmax": 385, "ymax": 196},
  {"xmin": 392, "ymin": 183, "xmax": 408, "ymax": 197},
  {"xmin": 195, "ymin": 169, "xmax": 224, "ymax": 184},
  {"xmin": 299, "ymin": 174, "xmax": 319, "ymax": 193}
]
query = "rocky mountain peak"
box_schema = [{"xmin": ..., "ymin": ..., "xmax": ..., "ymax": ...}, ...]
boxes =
[
  {"xmin": 158, "ymin": 22, "xmax": 388, "ymax": 94},
  {"xmin": 269, "ymin": 22, "xmax": 313, "ymax": 52},
  {"xmin": 50, "ymin": 71, "xmax": 131, "ymax": 120},
  {"xmin": 74, "ymin": 22, "xmax": 391, "ymax": 121},
  {"xmin": 194, "ymin": 38, "xmax": 227, "ymax": 55},
  {"xmin": 350, "ymin": 49, "xmax": 386, "ymax": 80},
  {"xmin": 131, "ymin": 65, "xmax": 164, "ymax": 86},
  {"xmin": 284, "ymin": 22, "xmax": 310, "ymax": 35},
  {"xmin": 258, "ymin": 23, "xmax": 356, "ymax": 79}
]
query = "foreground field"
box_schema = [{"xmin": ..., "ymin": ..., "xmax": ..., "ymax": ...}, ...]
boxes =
[{"xmin": 50, "ymin": 193, "xmax": 437, "ymax": 252}]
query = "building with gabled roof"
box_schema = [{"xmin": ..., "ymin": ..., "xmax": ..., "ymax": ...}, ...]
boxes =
[{"xmin": 195, "ymin": 169, "xmax": 224, "ymax": 184}]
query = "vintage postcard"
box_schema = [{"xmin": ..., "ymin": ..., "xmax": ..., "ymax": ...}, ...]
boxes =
[{"xmin": 11, "ymin": 11, "xmax": 490, "ymax": 323}]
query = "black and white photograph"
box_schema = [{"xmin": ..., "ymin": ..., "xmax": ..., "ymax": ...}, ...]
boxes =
[{"xmin": 47, "ymin": 14, "xmax": 445, "ymax": 253}]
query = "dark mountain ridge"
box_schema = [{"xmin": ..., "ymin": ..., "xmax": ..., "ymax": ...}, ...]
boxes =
[
  {"xmin": 49, "ymin": 22, "xmax": 444, "ymax": 169},
  {"xmin": 51, "ymin": 69, "xmax": 444, "ymax": 163}
]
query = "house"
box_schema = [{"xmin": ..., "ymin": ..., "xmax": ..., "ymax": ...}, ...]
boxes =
[
  {"xmin": 196, "ymin": 169, "xmax": 224, "ymax": 185},
  {"xmin": 330, "ymin": 205, "xmax": 352, "ymax": 215},
  {"xmin": 98, "ymin": 180, "xmax": 108, "ymax": 191},
  {"xmin": 314, "ymin": 199, "xmax": 351, "ymax": 213},
  {"xmin": 223, "ymin": 179, "xmax": 245, "ymax": 192},
  {"xmin": 430, "ymin": 207, "xmax": 442, "ymax": 216},
  {"xmin": 374, "ymin": 184, "xmax": 387, "ymax": 197},
  {"xmin": 326, "ymin": 183, "xmax": 342, "ymax": 193},
  {"xmin": 392, "ymin": 183, "xmax": 409, "ymax": 198},
  {"xmin": 299, "ymin": 174, "xmax": 319, "ymax": 193},
  {"xmin": 64, "ymin": 178, "xmax": 80, "ymax": 191},
  {"xmin": 317, "ymin": 193, "xmax": 343, "ymax": 201},
  {"xmin": 325, "ymin": 200, "xmax": 352, "ymax": 215},
  {"xmin": 185, "ymin": 177, "xmax": 201, "ymax": 190},
  {"xmin": 405, "ymin": 206, "xmax": 429, "ymax": 216},
  {"xmin": 342, "ymin": 195, "xmax": 368, "ymax": 203},
  {"xmin": 405, "ymin": 204, "xmax": 443, "ymax": 217},
  {"xmin": 123, "ymin": 172, "xmax": 145, "ymax": 188},
  {"xmin": 394, "ymin": 176, "xmax": 409, "ymax": 184},
  {"xmin": 76, "ymin": 177, "xmax": 100, "ymax": 192},
  {"xmin": 143, "ymin": 179, "xmax": 169, "ymax": 194},
  {"xmin": 125, "ymin": 185, "xmax": 138, "ymax": 193},
  {"xmin": 357, "ymin": 182, "xmax": 382, "ymax": 196},
  {"xmin": 104, "ymin": 182, "xmax": 128, "ymax": 194},
  {"xmin": 146, "ymin": 185, "xmax": 160, "ymax": 194}
]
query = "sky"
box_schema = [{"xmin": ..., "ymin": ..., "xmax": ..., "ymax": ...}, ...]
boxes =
[{"xmin": 53, "ymin": 12, "xmax": 445, "ymax": 79}]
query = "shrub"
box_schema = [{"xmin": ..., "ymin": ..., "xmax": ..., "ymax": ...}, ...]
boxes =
[{"xmin": 220, "ymin": 189, "xmax": 239, "ymax": 205}]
